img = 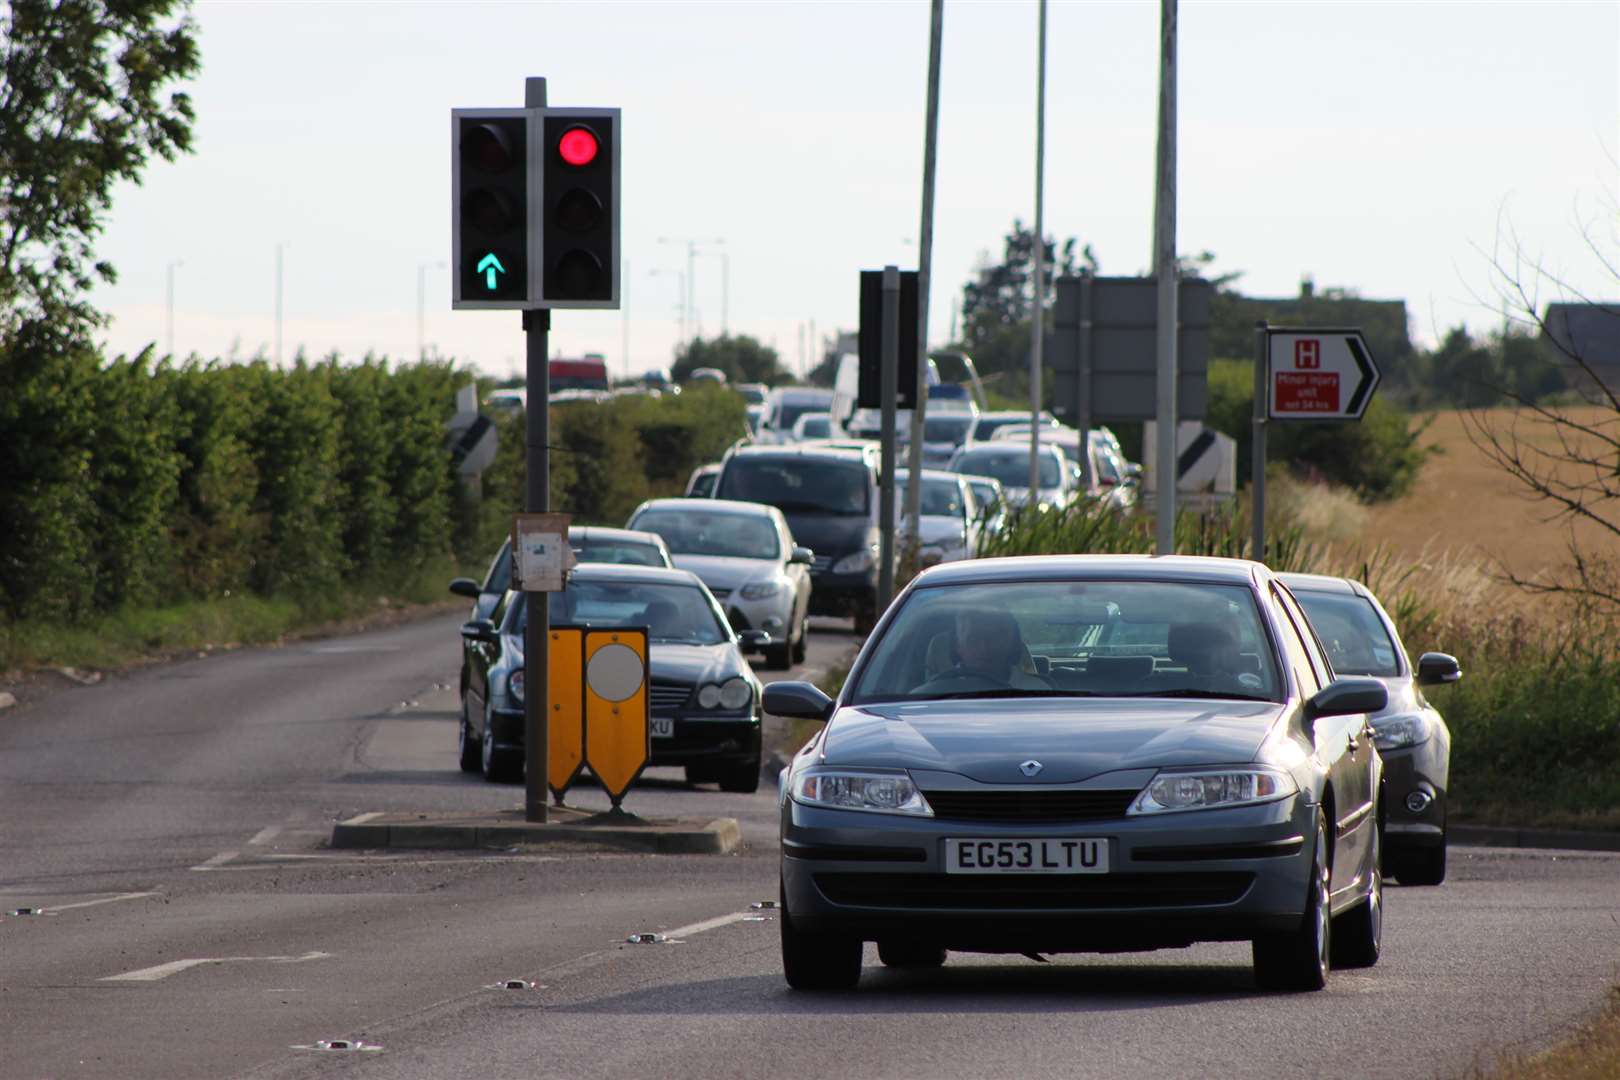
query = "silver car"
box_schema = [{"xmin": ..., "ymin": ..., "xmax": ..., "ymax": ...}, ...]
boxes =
[
  {"xmin": 627, "ymin": 498, "xmax": 813, "ymax": 670},
  {"xmin": 764, "ymin": 555, "xmax": 1388, "ymax": 992}
]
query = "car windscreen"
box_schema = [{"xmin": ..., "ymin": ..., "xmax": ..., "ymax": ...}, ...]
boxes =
[
  {"xmin": 1292, "ymin": 591, "xmax": 1401, "ymax": 677},
  {"xmin": 630, "ymin": 508, "xmax": 780, "ymax": 560},
  {"xmin": 952, "ymin": 449, "xmax": 1061, "ymax": 489},
  {"xmin": 716, "ymin": 457, "xmax": 870, "ymax": 516},
  {"xmin": 847, "ymin": 579, "xmax": 1282, "ymax": 704},
  {"xmin": 896, "ymin": 477, "xmax": 965, "ymax": 518},
  {"xmin": 515, "ymin": 581, "xmax": 728, "ymax": 645},
  {"xmin": 573, "ymin": 541, "xmax": 668, "ymax": 567},
  {"xmin": 923, "ymin": 415, "xmax": 974, "ymax": 444}
]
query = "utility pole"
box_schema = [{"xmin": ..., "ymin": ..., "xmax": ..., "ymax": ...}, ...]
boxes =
[
  {"xmin": 1152, "ymin": 0, "xmax": 1179, "ymax": 555},
  {"xmin": 1029, "ymin": 0, "xmax": 1048, "ymax": 498},
  {"xmin": 522, "ymin": 76, "xmax": 550, "ymax": 825},
  {"xmin": 622, "ymin": 256, "xmax": 631, "ymax": 378},
  {"xmin": 904, "ymin": 0, "xmax": 945, "ymax": 547}
]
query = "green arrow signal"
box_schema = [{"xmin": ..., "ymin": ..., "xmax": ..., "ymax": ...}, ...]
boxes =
[{"xmin": 476, "ymin": 253, "xmax": 506, "ymax": 291}]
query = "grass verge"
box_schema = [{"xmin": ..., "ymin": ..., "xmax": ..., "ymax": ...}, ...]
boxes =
[
  {"xmin": 1469, "ymin": 988, "xmax": 1620, "ymax": 1080},
  {"xmin": 0, "ymin": 556, "xmax": 475, "ymax": 679}
]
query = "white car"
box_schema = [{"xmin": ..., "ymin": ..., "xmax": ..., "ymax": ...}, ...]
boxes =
[
  {"xmin": 761, "ymin": 387, "xmax": 835, "ymax": 445},
  {"xmin": 625, "ymin": 497, "xmax": 813, "ymax": 670},
  {"xmin": 945, "ymin": 442, "xmax": 1074, "ymax": 511},
  {"xmin": 991, "ymin": 425, "xmax": 1137, "ymax": 510},
  {"xmin": 790, "ymin": 411, "xmax": 834, "ymax": 441},
  {"xmin": 894, "ymin": 469, "xmax": 980, "ymax": 566}
]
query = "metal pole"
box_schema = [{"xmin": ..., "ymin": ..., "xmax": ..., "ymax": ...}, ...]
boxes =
[
  {"xmin": 275, "ymin": 244, "xmax": 284, "ymax": 365},
  {"xmin": 523, "ymin": 76, "xmax": 550, "ymax": 825},
  {"xmin": 1152, "ymin": 0, "xmax": 1179, "ymax": 555},
  {"xmin": 416, "ymin": 261, "xmax": 425, "ymax": 363},
  {"xmin": 1252, "ymin": 322, "xmax": 1269, "ymax": 562},
  {"xmin": 1076, "ymin": 273, "xmax": 1093, "ymax": 487},
  {"xmin": 904, "ymin": 0, "xmax": 944, "ymax": 547},
  {"xmin": 879, "ymin": 266, "xmax": 900, "ymax": 611},
  {"xmin": 622, "ymin": 256, "xmax": 631, "ymax": 378},
  {"xmin": 686, "ymin": 241, "xmax": 697, "ymax": 344},
  {"xmin": 1029, "ymin": 0, "xmax": 1048, "ymax": 498}
]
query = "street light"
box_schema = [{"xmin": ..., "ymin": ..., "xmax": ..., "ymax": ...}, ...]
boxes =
[
  {"xmin": 165, "ymin": 259, "xmax": 183, "ymax": 358},
  {"xmin": 656, "ymin": 236, "xmax": 724, "ymax": 343},
  {"xmin": 418, "ymin": 259, "xmax": 447, "ymax": 360}
]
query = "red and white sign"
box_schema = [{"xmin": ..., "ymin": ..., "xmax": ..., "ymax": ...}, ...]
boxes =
[{"xmin": 1267, "ymin": 330, "xmax": 1379, "ymax": 421}]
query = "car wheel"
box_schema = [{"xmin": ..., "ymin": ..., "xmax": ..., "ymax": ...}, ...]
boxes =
[
  {"xmin": 765, "ymin": 639, "xmax": 793, "ymax": 671},
  {"xmin": 718, "ymin": 754, "xmax": 761, "ymax": 794},
  {"xmin": 877, "ymin": 940, "xmax": 947, "ymax": 969},
  {"xmin": 781, "ymin": 881, "xmax": 861, "ymax": 990},
  {"xmin": 1331, "ymin": 824, "xmax": 1382, "ymax": 969},
  {"xmin": 457, "ymin": 696, "xmax": 481, "ymax": 773},
  {"xmin": 792, "ymin": 616, "xmax": 808, "ymax": 665},
  {"xmin": 481, "ymin": 707, "xmax": 521, "ymax": 784},
  {"xmin": 1253, "ymin": 809, "xmax": 1330, "ymax": 992},
  {"xmin": 1389, "ymin": 839, "xmax": 1447, "ymax": 886}
]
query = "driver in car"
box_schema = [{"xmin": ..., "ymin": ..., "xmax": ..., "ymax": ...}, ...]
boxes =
[{"xmin": 921, "ymin": 609, "xmax": 1049, "ymax": 691}]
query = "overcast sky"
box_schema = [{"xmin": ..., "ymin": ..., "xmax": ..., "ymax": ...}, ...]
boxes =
[{"xmin": 90, "ymin": 0, "xmax": 1618, "ymax": 380}]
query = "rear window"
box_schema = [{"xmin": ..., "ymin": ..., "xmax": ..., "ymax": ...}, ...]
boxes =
[
  {"xmin": 952, "ymin": 448, "xmax": 1061, "ymax": 489},
  {"xmin": 1292, "ymin": 591, "xmax": 1401, "ymax": 677},
  {"xmin": 573, "ymin": 541, "xmax": 668, "ymax": 567},
  {"xmin": 717, "ymin": 457, "xmax": 870, "ymax": 516}
]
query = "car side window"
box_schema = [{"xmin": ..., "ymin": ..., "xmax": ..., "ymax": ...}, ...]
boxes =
[
  {"xmin": 1274, "ymin": 585, "xmax": 1335, "ymax": 686},
  {"xmin": 1269, "ymin": 586, "xmax": 1321, "ymax": 699}
]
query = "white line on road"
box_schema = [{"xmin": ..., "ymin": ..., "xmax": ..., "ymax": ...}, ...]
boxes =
[
  {"xmin": 41, "ymin": 892, "xmax": 157, "ymax": 914},
  {"xmin": 102, "ymin": 950, "xmax": 332, "ymax": 983},
  {"xmin": 191, "ymin": 851, "xmax": 238, "ymax": 871},
  {"xmin": 661, "ymin": 911, "xmax": 756, "ymax": 940},
  {"xmin": 248, "ymin": 826, "xmax": 282, "ymax": 846}
]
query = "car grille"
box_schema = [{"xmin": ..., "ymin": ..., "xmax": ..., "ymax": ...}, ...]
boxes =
[
  {"xmin": 810, "ymin": 555, "xmax": 833, "ymax": 574},
  {"xmin": 648, "ymin": 682, "xmax": 692, "ymax": 713},
  {"xmin": 813, "ymin": 871, "xmax": 1254, "ymax": 911},
  {"xmin": 709, "ymin": 587, "xmax": 732, "ymax": 599},
  {"xmin": 920, "ymin": 789, "xmax": 1140, "ymax": 823}
]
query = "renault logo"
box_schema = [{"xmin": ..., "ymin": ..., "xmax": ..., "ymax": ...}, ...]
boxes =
[{"xmin": 1020, "ymin": 760, "xmax": 1043, "ymax": 777}]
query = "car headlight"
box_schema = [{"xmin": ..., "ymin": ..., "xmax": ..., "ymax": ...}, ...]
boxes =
[
  {"xmin": 697, "ymin": 676, "xmax": 752, "ymax": 711},
  {"xmin": 1128, "ymin": 767, "xmax": 1297, "ymax": 815},
  {"xmin": 791, "ymin": 769, "xmax": 933, "ymax": 816},
  {"xmin": 739, "ymin": 580, "xmax": 782, "ymax": 600},
  {"xmin": 1371, "ymin": 713, "xmax": 1430, "ymax": 750},
  {"xmin": 508, "ymin": 669, "xmax": 525, "ymax": 703},
  {"xmin": 831, "ymin": 546, "xmax": 877, "ymax": 574}
]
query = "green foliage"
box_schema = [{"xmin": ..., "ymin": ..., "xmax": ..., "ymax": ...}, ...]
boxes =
[
  {"xmin": 1386, "ymin": 325, "xmax": 1566, "ymax": 408},
  {"xmin": 0, "ymin": 0, "xmax": 200, "ymax": 338},
  {"xmin": 1209, "ymin": 285, "xmax": 1417, "ymax": 377},
  {"xmin": 958, "ymin": 220, "xmax": 1091, "ymax": 379},
  {"xmin": 671, "ymin": 334, "xmax": 787, "ymax": 385},
  {"xmin": 169, "ymin": 358, "xmax": 264, "ymax": 598}
]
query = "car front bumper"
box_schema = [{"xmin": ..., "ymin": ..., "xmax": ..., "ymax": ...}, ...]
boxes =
[
  {"xmin": 808, "ymin": 569, "xmax": 877, "ymax": 617},
  {"xmin": 1379, "ymin": 738, "xmax": 1449, "ymax": 851},
  {"xmin": 720, "ymin": 591, "xmax": 795, "ymax": 645},
  {"xmin": 780, "ymin": 786, "xmax": 1319, "ymax": 952},
  {"xmin": 487, "ymin": 707, "xmax": 761, "ymax": 768}
]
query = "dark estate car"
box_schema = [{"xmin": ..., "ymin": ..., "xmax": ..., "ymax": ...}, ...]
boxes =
[
  {"xmin": 1280, "ymin": 573, "xmax": 1461, "ymax": 886},
  {"xmin": 764, "ymin": 555, "xmax": 1389, "ymax": 992},
  {"xmin": 714, "ymin": 444, "xmax": 883, "ymax": 632},
  {"xmin": 459, "ymin": 564, "xmax": 766, "ymax": 792}
]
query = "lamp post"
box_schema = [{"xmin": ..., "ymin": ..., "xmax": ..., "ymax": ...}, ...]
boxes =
[
  {"xmin": 418, "ymin": 259, "xmax": 446, "ymax": 361},
  {"xmin": 165, "ymin": 259, "xmax": 183, "ymax": 358},
  {"xmin": 657, "ymin": 236, "xmax": 725, "ymax": 344}
]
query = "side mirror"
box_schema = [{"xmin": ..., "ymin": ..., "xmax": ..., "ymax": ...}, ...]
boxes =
[
  {"xmin": 449, "ymin": 577, "xmax": 481, "ymax": 599},
  {"xmin": 790, "ymin": 546, "xmax": 814, "ymax": 566},
  {"xmin": 763, "ymin": 681, "xmax": 835, "ymax": 722},
  {"xmin": 1416, "ymin": 652, "xmax": 1462, "ymax": 686},
  {"xmin": 460, "ymin": 618, "xmax": 499, "ymax": 643},
  {"xmin": 738, "ymin": 629, "xmax": 772, "ymax": 650},
  {"xmin": 1305, "ymin": 678, "xmax": 1388, "ymax": 727}
]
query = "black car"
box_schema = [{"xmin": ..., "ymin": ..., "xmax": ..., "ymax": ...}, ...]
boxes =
[
  {"xmin": 458, "ymin": 564, "xmax": 767, "ymax": 792},
  {"xmin": 714, "ymin": 444, "xmax": 882, "ymax": 632},
  {"xmin": 1281, "ymin": 573, "xmax": 1461, "ymax": 885}
]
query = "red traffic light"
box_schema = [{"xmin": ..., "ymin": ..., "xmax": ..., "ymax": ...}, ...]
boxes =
[{"xmin": 557, "ymin": 126, "xmax": 599, "ymax": 167}]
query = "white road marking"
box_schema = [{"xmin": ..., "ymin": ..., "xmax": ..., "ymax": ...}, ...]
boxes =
[
  {"xmin": 191, "ymin": 851, "xmax": 238, "ymax": 871},
  {"xmin": 248, "ymin": 826, "xmax": 282, "ymax": 846},
  {"xmin": 102, "ymin": 950, "xmax": 332, "ymax": 983},
  {"xmin": 661, "ymin": 911, "xmax": 755, "ymax": 941},
  {"xmin": 310, "ymin": 645, "xmax": 400, "ymax": 654},
  {"xmin": 343, "ymin": 812, "xmax": 384, "ymax": 825},
  {"xmin": 41, "ymin": 892, "xmax": 156, "ymax": 914}
]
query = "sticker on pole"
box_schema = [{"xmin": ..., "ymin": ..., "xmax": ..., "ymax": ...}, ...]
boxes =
[
  {"xmin": 1266, "ymin": 330, "xmax": 1379, "ymax": 421},
  {"xmin": 512, "ymin": 513, "xmax": 575, "ymax": 591}
]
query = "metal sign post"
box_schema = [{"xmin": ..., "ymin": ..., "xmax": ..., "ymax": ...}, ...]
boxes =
[{"xmin": 878, "ymin": 266, "xmax": 900, "ymax": 612}]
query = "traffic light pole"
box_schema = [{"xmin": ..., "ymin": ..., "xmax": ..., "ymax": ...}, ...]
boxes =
[
  {"xmin": 878, "ymin": 266, "xmax": 900, "ymax": 612},
  {"xmin": 523, "ymin": 77, "xmax": 550, "ymax": 825}
]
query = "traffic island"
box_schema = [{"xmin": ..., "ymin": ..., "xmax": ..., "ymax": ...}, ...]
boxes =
[{"xmin": 330, "ymin": 805, "xmax": 741, "ymax": 854}]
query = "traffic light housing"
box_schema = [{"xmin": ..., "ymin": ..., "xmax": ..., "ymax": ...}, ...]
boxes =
[
  {"xmin": 452, "ymin": 109, "xmax": 531, "ymax": 309},
  {"xmin": 539, "ymin": 108, "xmax": 619, "ymax": 308}
]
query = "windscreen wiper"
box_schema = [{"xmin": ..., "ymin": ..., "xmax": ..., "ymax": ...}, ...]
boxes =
[
  {"xmin": 1112, "ymin": 688, "xmax": 1275, "ymax": 702},
  {"xmin": 915, "ymin": 688, "xmax": 1096, "ymax": 702}
]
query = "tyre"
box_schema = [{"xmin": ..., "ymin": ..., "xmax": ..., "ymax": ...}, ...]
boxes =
[
  {"xmin": 1331, "ymin": 824, "xmax": 1382, "ymax": 969},
  {"xmin": 480, "ymin": 707, "xmax": 521, "ymax": 784},
  {"xmin": 1253, "ymin": 809, "xmax": 1331, "ymax": 992},
  {"xmin": 781, "ymin": 885, "xmax": 861, "ymax": 990},
  {"xmin": 457, "ymin": 696, "xmax": 481, "ymax": 773},
  {"xmin": 878, "ymin": 940, "xmax": 947, "ymax": 969},
  {"xmin": 765, "ymin": 640, "xmax": 793, "ymax": 671},
  {"xmin": 718, "ymin": 754, "xmax": 761, "ymax": 794},
  {"xmin": 792, "ymin": 616, "xmax": 808, "ymax": 665},
  {"xmin": 1389, "ymin": 840, "xmax": 1447, "ymax": 886}
]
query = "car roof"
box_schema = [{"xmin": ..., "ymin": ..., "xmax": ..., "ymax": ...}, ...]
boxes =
[
  {"xmin": 726, "ymin": 444, "xmax": 873, "ymax": 464},
  {"xmin": 896, "ymin": 468, "xmax": 964, "ymax": 484},
  {"xmin": 912, "ymin": 553, "xmax": 1266, "ymax": 588},
  {"xmin": 569, "ymin": 525, "xmax": 666, "ymax": 546},
  {"xmin": 953, "ymin": 442, "xmax": 1063, "ymax": 458},
  {"xmin": 565, "ymin": 563, "xmax": 707, "ymax": 587},
  {"xmin": 1276, "ymin": 572, "xmax": 1369, "ymax": 597},
  {"xmin": 636, "ymin": 497, "xmax": 780, "ymax": 519}
]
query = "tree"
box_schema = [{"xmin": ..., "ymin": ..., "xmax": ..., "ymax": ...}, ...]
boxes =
[
  {"xmin": 0, "ymin": 0, "xmax": 200, "ymax": 343},
  {"xmin": 672, "ymin": 334, "xmax": 787, "ymax": 385},
  {"xmin": 957, "ymin": 220, "xmax": 1090, "ymax": 377}
]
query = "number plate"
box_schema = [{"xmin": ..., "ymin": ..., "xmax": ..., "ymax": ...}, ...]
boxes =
[
  {"xmin": 650, "ymin": 716, "xmax": 674, "ymax": 738},
  {"xmin": 944, "ymin": 838, "xmax": 1108, "ymax": 875}
]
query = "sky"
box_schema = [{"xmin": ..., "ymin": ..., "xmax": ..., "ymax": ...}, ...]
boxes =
[{"xmin": 89, "ymin": 0, "xmax": 1619, "ymax": 380}]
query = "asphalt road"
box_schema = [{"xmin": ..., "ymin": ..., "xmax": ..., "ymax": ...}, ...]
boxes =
[{"xmin": 2, "ymin": 611, "xmax": 1616, "ymax": 1080}]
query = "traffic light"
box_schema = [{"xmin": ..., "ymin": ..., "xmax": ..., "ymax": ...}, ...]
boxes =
[
  {"xmin": 538, "ymin": 108, "xmax": 619, "ymax": 308},
  {"xmin": 452, "ymin": 109, "xmax": 530, "ymax": 309}
]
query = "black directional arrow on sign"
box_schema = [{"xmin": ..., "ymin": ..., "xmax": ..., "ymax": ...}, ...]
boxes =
[{"xmin": 1265, "ymin": 329, "xmax": 1381, "ymax": 422}]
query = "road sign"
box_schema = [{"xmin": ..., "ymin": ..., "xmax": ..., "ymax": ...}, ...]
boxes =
[
  {"xmin": 547, "ymin": 628, "xmax": 585, "ymax": 801},
  {"xmin": 583, "ymin": 629, "xmax": 649, "ymax": 808},
  {"xmin": 1265, "ymin": 329, "xmax": 1379, "ymax": 421},
  {"xmin": 1050, "ymin": 276, "xmax": 1213, "ymax": 423},
  {"xmin": 858, "ymin": 269, "xmax": 919, "ymax": 410}
]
